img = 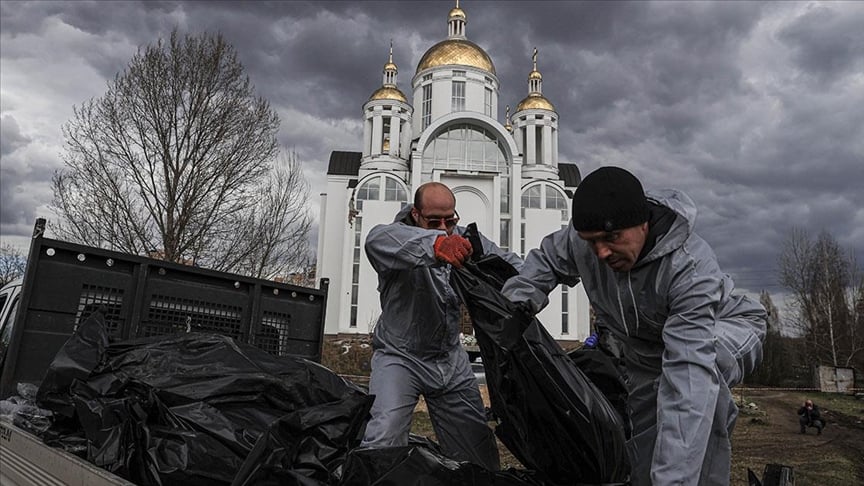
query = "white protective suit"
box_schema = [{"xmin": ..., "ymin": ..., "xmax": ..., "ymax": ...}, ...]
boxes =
[
  {"xmin": 502, "ymin": 189, "xmax": 766, "ymax": 485},
  {"xmin": 361, "ymin": 205, "xmax": 522, "ymax": 470}
]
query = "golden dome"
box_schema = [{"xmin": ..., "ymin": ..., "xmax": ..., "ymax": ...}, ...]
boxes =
[
  {"xmin": 449, "ymin": 7, "xmax": 466, "ymax": 20},
  {"xmin": 416, "ymin": 39, "xmax": 495, "ymax": 75},
  {"xmin": 369, "ymin": 86, "xmax": 407, "ymax": 103},
  {"xmin": 383, "ymin": 61, "xmax": 397, "ymax": 72},
  {"xmin": 515, "ymin": 93, "xmax": 555, "ymax": 112},
  {"xmin": 528, "ymin": 70, "xmax": 542, "ymax": 80}
]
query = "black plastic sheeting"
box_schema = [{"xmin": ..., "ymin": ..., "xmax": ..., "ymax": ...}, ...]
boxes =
[
  {"xmin": 450, "ymin": 251, "xmax": 630, "ymax": 485},
  {"xmin": 16, "ymin": 310, "xmax": 551, "ymax": 485},
  {"xmin": 33, "ymin": 310, "xmax": 374, "ymax": 485},
  {"xmin": 565, "ymin": 348, "xmax": 630, "ymax": 439}
]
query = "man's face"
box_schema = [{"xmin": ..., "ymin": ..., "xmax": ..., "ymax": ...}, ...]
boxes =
[
  {"xmin": 577, "ymin": 223, "xmax": 649, "ymax": 272},
  {"xmin": 412, "ymin": 188, "xmax": 459, "ymax": 235}
]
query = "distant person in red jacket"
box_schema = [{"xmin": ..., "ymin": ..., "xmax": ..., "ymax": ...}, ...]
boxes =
[{"xmin": 798, "ymin": 399, "xmax": 824, "ymax": 435}]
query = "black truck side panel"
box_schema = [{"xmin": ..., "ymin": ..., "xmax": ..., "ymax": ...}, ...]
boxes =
[{"xmin": 0, "ymin": 230, "xmax": 328, "ymax": 399}]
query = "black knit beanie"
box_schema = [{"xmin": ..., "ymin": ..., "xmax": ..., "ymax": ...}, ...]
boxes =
[{"xmin": 571, "ymin": 166, "xmax": 649, "ymax": 232}]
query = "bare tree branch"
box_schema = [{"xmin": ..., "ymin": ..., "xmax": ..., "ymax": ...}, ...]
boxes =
[
  {"xmin": 778, "ymin": 228, "xmax": 864, "ymax": 371},
  {"xmin": 0, "ymin": 244, "xmax": 27, "ymax": 287},
  {"xmin": 50, "ymin": 30, "xmax": 311, "ymax": 279}
]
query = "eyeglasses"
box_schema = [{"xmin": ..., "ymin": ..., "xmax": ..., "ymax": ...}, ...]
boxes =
[{"xmin": 418, "ymin": 210, "xmax": 460, "ymax": 228}]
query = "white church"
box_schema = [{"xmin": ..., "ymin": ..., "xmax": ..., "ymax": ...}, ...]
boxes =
[{"xmin": 316, "ymin": 2, "xmax": 591, "ymax": 344}]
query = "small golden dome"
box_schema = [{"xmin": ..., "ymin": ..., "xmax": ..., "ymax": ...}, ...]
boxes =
[
  {"xmin": 515, "ymin": 93, "xmax": 555, "ymax": 112},
  {"xmin": 383, "ymin": 62, "xmax": 397, "ymax": 72},
  {"xmin": 416, "ymin": 39, "xmax": 495, "ymax": 74},
  {"xmin": 528, "ymin": 70, "xmax": 542, "ymax": 80},
  {"xmin": 449, "ymin": 7, "xmax": 466, "ymax": 20},
  {"xmin": 369, "ymin": 86, "xmax": 407, "ymax": 103}
]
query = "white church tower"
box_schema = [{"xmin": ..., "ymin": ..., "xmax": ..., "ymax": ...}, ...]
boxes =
[
  {"xmin": 361, "ymin": 42, "xmax": 413, "ymax": 174},
  {"xmin": 317, "ymin": 1, "xmax": 591, "ymax": 344}
]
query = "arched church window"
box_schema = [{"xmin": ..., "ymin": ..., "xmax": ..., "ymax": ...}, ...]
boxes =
[
  {"xmin": 384, "ymin": 177, "xmax": 407, "ymax": 201},
  {"xmin": 356, "ymin": 178, "xmax": 380, "ymax": 207},
  {"xmin": 520, "ymin": 182, "xmax": 569, "ymax": 254},
  {"xmin": 546, "ymin": 187, "xmax": 567, "ymax": 209},
  {"xmin": 422, "ymin": 123, "xmax": 507, "ymax": 173},
  {"xmin": 521, "ymin": 183, "xmax": 568, "ymax": 214},
  {"xmin": 522, "ymin": 185, "xmax": 541, "ymax": 208},
  {"xmin": 546, "ymin": 185, "xmax": 569, "ymax": 221},
  {"xmin": 357, "ymin": 175, "xmax": 407, "ymax": 206}
]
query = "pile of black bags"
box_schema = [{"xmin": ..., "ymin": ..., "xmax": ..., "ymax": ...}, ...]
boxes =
[{"xmin": 6, "ymin": 247, "xmax": 630, "ymax": 485}]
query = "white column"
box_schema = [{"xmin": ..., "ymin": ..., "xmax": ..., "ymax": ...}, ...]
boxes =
[
  {"xmin": 411, "ymin": 147, "xmax": 422, "ymax": 187},
  {"xmin": 401, "ymin": 116, "xmax": 412, "ymax": 160},
  {"xmin": 389, "ymin": 113, "xmax": 400, "ymax": 157},
  {"xmin": 510, "ymin": 157, "xmax": 522, "ymax": 251},
  {"xmin": 515, "ymin": 124, "xmax": 523, "ymax": 155},
  {"xmin": 363, "ymin": 116, "xmax": 372, "ymax": 157},
  {"xmin": 371, "ymin": 115, "xmax": 383, "ymax": 155},
  {"xmin": 526, "ymin": 121, "xmax": 536, "ymax": 165},
  {"xmin": 543, "ymin": 123, "xmax": 553, "ymax": 166},
  {"xmin": 552, "ymin": 127, "xmax": 558, "ymax": 167}
]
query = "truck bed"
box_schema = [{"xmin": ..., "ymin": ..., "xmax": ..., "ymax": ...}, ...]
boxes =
[
  {"xmin": 0, "ymin": 223, "xmax": 331, "ymax": 485},
  {"xmin": 0, "ymin": 228, "xmax": 329, "ymax": 399},
  {"xmin": 0, "ymin": 421, "xmax": 135, "ymax": 486}
]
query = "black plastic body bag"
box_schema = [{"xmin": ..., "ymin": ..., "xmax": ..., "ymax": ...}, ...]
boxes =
[
  {"xmin": 450, "ymin": 234, "xmax": 630, "ymax": 485},
  {"xmin": 33, "ymin": 310, "xmax": 374, "ymax": 486}
]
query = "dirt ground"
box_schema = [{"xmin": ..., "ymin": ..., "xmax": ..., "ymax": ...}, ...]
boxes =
[
  {"xmin": 730, "ymin": 388, "xmax": 864, "ymax": 485},
  {"xmin": 413, "ymin": 387, "xmax": 864, "ymax": 485}
]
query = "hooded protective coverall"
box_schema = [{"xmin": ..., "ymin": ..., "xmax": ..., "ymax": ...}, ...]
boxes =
[
  {"xmin": 502, "ymin": 189, "xmax": 766, "ymax": 485},
  {"xmin": 362, "ymin": 205, "xmax": 522, "ymax": 470}
]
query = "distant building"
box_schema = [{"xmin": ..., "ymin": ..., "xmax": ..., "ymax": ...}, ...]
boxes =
[{"xmin": 317, "ymin": 2, "xmax": 590, "ymax": 343}]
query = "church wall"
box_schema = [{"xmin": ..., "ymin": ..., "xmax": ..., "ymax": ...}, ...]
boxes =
[
  {"xmin": 442, "ymin": 174, "xmax": 496, "ymax": 238},
  {"xmin": 320, "ymin": 177, "xmax": 351, "ymax": 335},
  {"xmin": 521, "ymin": 206, "xmax": 589, "ymax": 341},
  {"xmin": 463, "ymin": 71, "xmax": 489, "ymax": 115},
  {"xmin": 352, "ymin": 198, "xmax": 402, "ymax": 334},
  {"xmin": 523, "ymin": 207, "xmax": 565, "ymax": 338},
  {"xmin": 430, "ymin": 73, "xmax": 450, "ymax": 127}
]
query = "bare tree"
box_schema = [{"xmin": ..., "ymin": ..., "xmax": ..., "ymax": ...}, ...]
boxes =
[
  {"xmin": 778, "ymin": 228, "xmax": 864, "ymax": 369},
  {"xmin": 51, "ymin": 30, "xmax": 311, "ymax": 275},
  {"xmin": 206, "ymin": 150, "xmax": 313, "ymax": 279},
  {"xmin": 0, "ymin": 243, "xmax": 27, "ymax": 286}
]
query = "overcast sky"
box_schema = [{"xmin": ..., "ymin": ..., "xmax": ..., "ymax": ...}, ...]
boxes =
[{"xmin": 1, "ymin": 0, "xmax": 863, "ymax": 301}]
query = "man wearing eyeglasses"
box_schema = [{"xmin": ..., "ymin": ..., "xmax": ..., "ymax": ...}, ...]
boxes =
[{"xmin": 361, "ymin": 181, "xmax": 522, "ymax": 470}]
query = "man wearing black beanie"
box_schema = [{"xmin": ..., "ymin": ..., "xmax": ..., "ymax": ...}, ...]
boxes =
[{"xmin": 502, "ymin": 166, "xmax": 767, "ymax": 486}]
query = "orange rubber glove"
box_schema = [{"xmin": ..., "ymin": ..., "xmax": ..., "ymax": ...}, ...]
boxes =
[{"xmin": 433, "ymin": 234, "xmax": 473, "ymax": 268}]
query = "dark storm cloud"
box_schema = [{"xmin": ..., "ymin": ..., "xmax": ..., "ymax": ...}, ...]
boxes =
[
  {"xmin": 0, "ymin": 115, "xmax": 30, "ymax": 156},
  {"xmin": 777, "ymin": 3, "xmax": 864, "ymax": 83}
]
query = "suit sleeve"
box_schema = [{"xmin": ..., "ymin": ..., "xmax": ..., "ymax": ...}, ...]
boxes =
[
  {"xmin": 500, "ymin": 226, "xmax": 581, "ymax": 313},
  {"xmin": 365, "ymin": 222, "xmax": 446, "ymax": 273},
  {"xmin": 650, "ymin": 247, "xmax": 724, "ymax": 484}
]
